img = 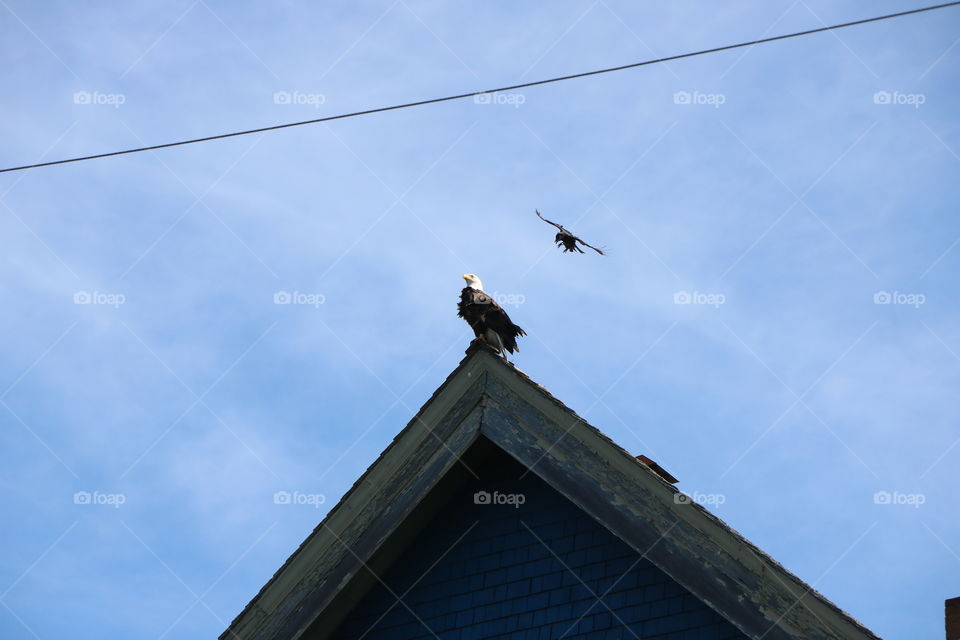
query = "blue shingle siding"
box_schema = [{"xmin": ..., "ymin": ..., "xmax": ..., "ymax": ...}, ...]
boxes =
[{"xmin": 330, "ymin": 451, "xmax": 748, "ymax": 640}]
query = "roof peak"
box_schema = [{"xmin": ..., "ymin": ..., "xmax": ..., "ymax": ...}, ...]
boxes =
[{"xmin": 222, "ymin": 341, "xmax": 879, "ymax": 640}]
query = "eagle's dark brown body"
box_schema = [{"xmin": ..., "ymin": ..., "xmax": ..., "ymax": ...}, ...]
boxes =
[
  {"xmin": 554, "ymin": 231, "xmax": 584, "ymax": 253},
  {"xmin": 457, "ymin": 287, "xmax": 526, "ymax": 354}
]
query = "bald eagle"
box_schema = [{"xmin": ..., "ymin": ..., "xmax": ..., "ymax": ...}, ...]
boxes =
[
  {"xmin": 536, "ymin": 210, "xmax": 605, "ymax": 255},
  {"xmin": 458, "ymin": 274, "xmax": 526, "ymax": 357}
]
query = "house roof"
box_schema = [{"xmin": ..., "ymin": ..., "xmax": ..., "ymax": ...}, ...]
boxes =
[{"xmin": 222, "ymin": 340, "xmax": 879, "ymax": 640}]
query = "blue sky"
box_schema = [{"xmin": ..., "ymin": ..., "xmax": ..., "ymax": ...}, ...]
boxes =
[{"xmin": 1, "ymin": 1, "xmax": 958, "ymax": 638}]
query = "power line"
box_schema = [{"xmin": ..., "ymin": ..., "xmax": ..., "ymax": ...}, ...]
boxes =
[{"xmin": 2, "ymin": 0, "xmax": 958, "ymax": 175}]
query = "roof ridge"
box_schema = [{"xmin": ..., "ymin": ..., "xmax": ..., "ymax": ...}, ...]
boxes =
[{"xmin": 223, "ymin": 340, "xmax": 880, "ymax": 640}]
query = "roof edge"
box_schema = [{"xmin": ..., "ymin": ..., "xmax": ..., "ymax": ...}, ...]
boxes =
[
  {"xmin": 223, "ymin": 340, "xmax": 880, "ymax": 640},
  {"xmin": 222, "ymin": 342, "xmax": 496, "ymax": 640}
]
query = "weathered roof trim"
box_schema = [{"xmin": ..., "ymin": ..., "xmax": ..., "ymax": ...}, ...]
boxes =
[{"xmin": 223, "ymin": 341, "xmax": 879, "ymax": 640}]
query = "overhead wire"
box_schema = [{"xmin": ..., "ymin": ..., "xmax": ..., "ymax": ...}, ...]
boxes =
[{"xmin": 2, "ymin": 1, "xmax": 958, "ymax": 174}]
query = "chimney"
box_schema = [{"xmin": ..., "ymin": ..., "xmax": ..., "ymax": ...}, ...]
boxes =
[{"xmin": 948, "ymin": 597, "xmax": 960, "ymax": 640}]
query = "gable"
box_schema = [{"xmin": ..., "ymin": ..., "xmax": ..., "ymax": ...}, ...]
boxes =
[
  {"xmin": 222, "ymin": 343, "xmax": 878, "ymax": 640},
  {"xmin": 325, "ymin": 442, "xmax": 748, "ymax": 640}
]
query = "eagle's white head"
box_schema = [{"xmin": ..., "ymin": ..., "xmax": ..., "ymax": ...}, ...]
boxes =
[{"xmin": 462, "ymin": 273, "xmax": 484, "ymax": 291}]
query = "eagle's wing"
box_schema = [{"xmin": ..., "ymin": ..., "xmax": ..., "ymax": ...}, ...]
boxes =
[
  {"xmin": 536, "ymin": 209, "xmax": 567, "ymax": 233},
  {"xmin": 458, "ymin": 287, "xmax": 493, "ymax": 317},
  {"xmin": 458, "ymin": 287, "xmax": 525, "ymax": 352},
  {"xmin": 539, "ymin": 210, "xmax": 604, "ymax": 255},
  {"xmin": 575, "ymin": 236, "xmax": 606, "ymax": 256},
  {"xmin": 458, "ymin": 287, "xmax": 497, "ymax": 334}
]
